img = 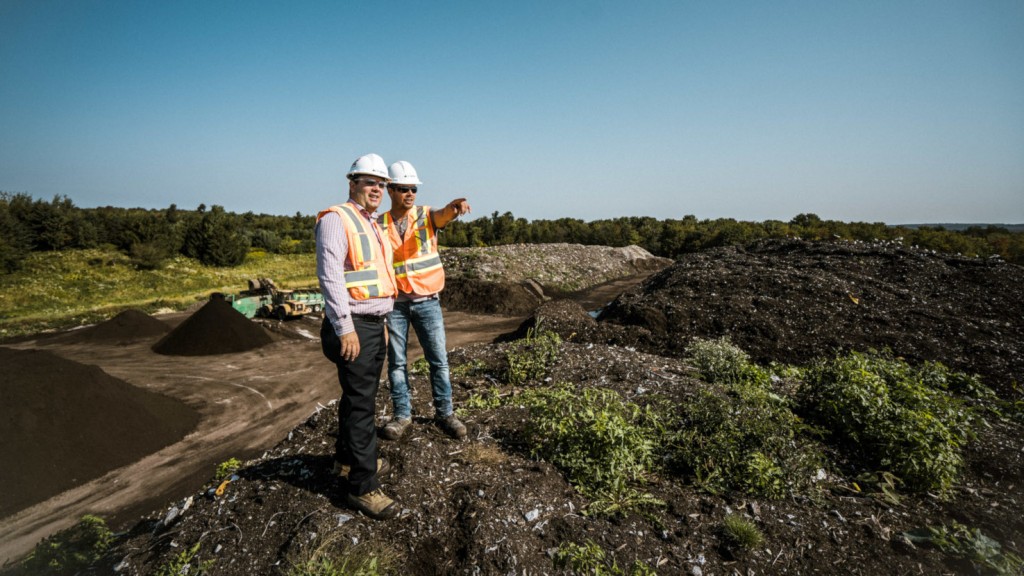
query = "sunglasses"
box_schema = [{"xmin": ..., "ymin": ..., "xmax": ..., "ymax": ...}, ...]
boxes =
[
  {"xmin": 390, "ymin": 186, "xmax": 418, "ymax": 193},
  {"xmin": 353, "ymin": 178, "xmax": 387, "ymax": 189}
]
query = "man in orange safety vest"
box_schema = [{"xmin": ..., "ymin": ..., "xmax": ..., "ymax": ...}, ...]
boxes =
[{"xmin": 376, "ymin": 160, "xmax": 471, "ymax": 441}]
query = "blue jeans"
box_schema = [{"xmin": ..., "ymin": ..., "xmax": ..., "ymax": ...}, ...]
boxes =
[{"xmin": 386, "ymin": 297, "xmax": 453, "ymax": 419}]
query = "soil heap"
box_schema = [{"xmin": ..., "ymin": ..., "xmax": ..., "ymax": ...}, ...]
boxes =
[
  {"xmin": 152, "ymin": 299, "xmax": 273, "ymax": 356},
  {"xmin": 593, "ymin": 238, "xmax": 1024, "ymax": 395},
  {"xmin": 0, "ymin": 348, "xmax": 200, "ymax": 519},
  {"xmin": 52, "ymin": 309, "xmax": 170, "ymax": 346}
]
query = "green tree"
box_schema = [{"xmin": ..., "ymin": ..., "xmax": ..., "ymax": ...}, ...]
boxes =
[{"xmin": 182, "ymin": 206, "xmax": 250, "ymax": 266}]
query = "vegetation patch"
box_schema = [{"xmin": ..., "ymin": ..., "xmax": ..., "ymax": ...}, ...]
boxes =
[
  {"xmin": 519, "ymin": 384, "xmax": 664, "ymax": 516},
  {"xmin": 552, "ymin": 540, "xmax": 655, "ymax": 576},
  {"xmin": 18, "ymin": 515, "xmax": 113, "ymax": 576},
  {"xmin": 287, "ymin": 527, "xmax": 398, "ymax": 576},
  {"xmin": 797, "ymin": 350, "xmax": 981, "ymax": 496},
  {"xmin": 718, "ymin": 514, "xmax": 765, "ymax": 555},
  {"xmin": 666, "ymin": 338, "xmax": 824, "ymax": 498},
  {"xmin": 504, "ymin": 327, "xmax": 561, "ymax": 386},
  {"xmin": 903, "ymin": 521, "xmax": 1024, "ymax": 576}
]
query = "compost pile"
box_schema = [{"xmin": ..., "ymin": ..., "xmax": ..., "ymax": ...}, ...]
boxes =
[
  {"xmin": 590, "ymin": 238, "xmax": 1024, "ymax": 396},
  {"xmin": 152, "ymin": 299, "xmax": 274, "ymax": 356},
  {"xmin": 52, "ymin": 309, "xmax": 170, "ymax": 346},
  {"xmin": 0, "ymin": 348, "xmax": 199, "ymax": 519}
]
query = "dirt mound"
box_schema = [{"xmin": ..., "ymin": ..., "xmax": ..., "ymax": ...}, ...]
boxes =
[
  {"xmin": 597, "ymin": 238, "xmax": 1024, "ymax": 395},
  {"xmin": 53, "ymin": 309, "xmax": 169, "ymax": 345},
  {"xmin": 0, "ymin": 348, "xmax": 200, "ymax": 519},
  {"xmin": 152, "ymin": 299, "xmax": 274, "ymax": 356},
  {"xmin": 440, "ymin": 278, "xmax": 543, "ymax": 316}
]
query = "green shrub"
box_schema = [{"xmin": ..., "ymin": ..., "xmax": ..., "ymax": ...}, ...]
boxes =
[
  {"xmin": 667, "ymin": 383, "xmax": 823, "ymax": 498},
  {"xmin": 685, "ymin": 336, "xmax": 771, "ymax": 388},
  {"xmin": 719, "ymin": 514, "xmax": 764, "ymax": 553},
  {"xmin": 504, "ymin": 328, "xmax": 561, "ymax": 386},
  {"xmin": 520, "ymin": 385, "xmax": 663, "ymax": 515},
  {"xmin": 903, "ymin": 521, "xmax": 1024, "ymax": 576},
  {"xmin": 20, "ymin": 515, "xmax": 113, "ymax": 575},
  {"xmin": 798, "ymin": 351, "xmax": 978, "ymax": 496}
]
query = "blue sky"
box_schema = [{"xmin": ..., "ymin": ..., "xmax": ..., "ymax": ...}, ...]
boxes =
[{"xmin": 1, "ymin": 1, "xmax": 1022, "ymax": 224}]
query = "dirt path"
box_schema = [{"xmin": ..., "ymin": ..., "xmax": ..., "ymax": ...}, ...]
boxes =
[{"xmin": 0, "ymin": 310, "xmax": 527, "ymax": 565}]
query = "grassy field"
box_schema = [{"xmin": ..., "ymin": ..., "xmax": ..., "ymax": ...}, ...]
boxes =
[{"xmin": 0, "ymin": 248, "xmax": 318, "ymax": 339}]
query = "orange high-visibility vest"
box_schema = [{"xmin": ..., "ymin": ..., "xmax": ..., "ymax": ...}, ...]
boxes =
[
  {"xmin": 317, "ymin": 203, "xmax": 397, "ymax": 300},
  {"xmin": 378, "ymin": 205, "xmax": 445, "ymax": 295}
]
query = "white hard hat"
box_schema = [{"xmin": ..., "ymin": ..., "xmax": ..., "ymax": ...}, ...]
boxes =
[
  {"xmin": 347, "ymin": 153, "xmax": 389, "ymax": 180},
  {"xmin": 387, "ymin": 160, "xmax": 423, "ymax": 186}
]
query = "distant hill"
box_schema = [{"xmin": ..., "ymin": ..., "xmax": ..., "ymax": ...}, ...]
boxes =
[{"xmin": 897, "ymin": 223, "xmax": 1024, "ymax": 232}]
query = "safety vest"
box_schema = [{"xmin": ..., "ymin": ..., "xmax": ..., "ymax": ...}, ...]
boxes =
[
  {"xmin": 316, "ymin": 203, "xmax": 397, "ymax": 300},
  {"xmin": 378, "ymin": 205, "xmax": 445, "ymax": 295}
]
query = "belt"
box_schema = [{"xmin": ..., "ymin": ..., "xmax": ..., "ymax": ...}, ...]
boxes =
[{"xmin": 351, "ymin": 313, "xmax": 386, "ymax": 323}]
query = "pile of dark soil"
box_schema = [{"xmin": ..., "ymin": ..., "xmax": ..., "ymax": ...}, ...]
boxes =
[
  {"xmin": 440, "ymin": 278, "xmax": 543, "ymax": 316},
  {"xmin": 52, "ymin": 309, "xmax": 169, "ymax": 346},
  {"xmin": 0, "ymin": 348, "xmax": 199, "ymax": 519},
  {"xmin": 598, "ymin": 238, "xmax": 1024, "ymax": 396},
  {"xmin": 152, "ymin": 299, "xmax": 273, "ymax": 356}
]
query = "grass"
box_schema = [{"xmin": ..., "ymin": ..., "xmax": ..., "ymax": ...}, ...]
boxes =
[{"xmin": 0, "ymin": 247, "xmax": 317, "ymax": 339}]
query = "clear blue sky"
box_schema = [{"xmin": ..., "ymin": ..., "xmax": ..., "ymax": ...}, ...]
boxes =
[{"xmin": 2, "ymin": 1, "xmax": 1022, "ymax": 224}]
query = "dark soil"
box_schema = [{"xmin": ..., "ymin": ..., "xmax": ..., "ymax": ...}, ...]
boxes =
[
  {"xmin": 5, "ymin": 238, "xmax": 1024, "ymax": 576},
  {"xmin": 441, "ymin": 278, "xmax": 542, "ymax": 316},
  {"xmin": 0, "ymin": 348, "xmax": 200, "ymax": 519},
  {"xmin": 152, "ymin": 298, "xmax": 274, "ymax": 356},
  {"xmin": 52, "ymin": 309, "xmax": 170, "ymax": 346}
]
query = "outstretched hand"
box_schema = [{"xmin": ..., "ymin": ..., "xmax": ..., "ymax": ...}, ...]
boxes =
[{"xmin": 447, "ymin": 198, "xmax": 471, "ymax": 216}]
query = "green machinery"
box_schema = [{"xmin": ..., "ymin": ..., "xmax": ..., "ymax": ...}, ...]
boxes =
[{"xmin": 214, "ymin": 278, "xmax": 325, "ymax": 320}]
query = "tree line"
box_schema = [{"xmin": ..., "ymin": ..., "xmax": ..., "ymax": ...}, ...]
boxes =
[{"xmin": 3, "ymin": 192, "xmax": 1023, "ymax": 274}]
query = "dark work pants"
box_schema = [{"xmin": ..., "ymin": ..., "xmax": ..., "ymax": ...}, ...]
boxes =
[{"xmin": 321, "ymin": 316, "xmax": 386, "ymax": 496}]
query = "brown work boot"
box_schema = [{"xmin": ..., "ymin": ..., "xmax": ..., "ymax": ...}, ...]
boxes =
[
  {"xmin": 436, "ymin": 413, "xmax": 467, "ymax": 439},
  {"xmin": 346, "ymin": 489, "xmax": 400, "ymax": 520},
  {"xmin": 380, "ymin": 417, "xmax": 412, "ymax": 441},
  {"xmin": 331, "ymin": 458, "xmax": 390, "ymax": 479}
]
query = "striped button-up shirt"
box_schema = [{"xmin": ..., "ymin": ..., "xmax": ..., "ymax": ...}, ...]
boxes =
[{"xmin": 316, "ymin": 201, "xmax": 395, "ymax": 335}]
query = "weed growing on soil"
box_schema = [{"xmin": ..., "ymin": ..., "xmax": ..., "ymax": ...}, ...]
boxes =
[
  {"xmin": 214, "ymin": 457, "xmax": 241, "ymax": 481},
  {"xmin": 685, "ymin": 336, "xmax": 771, "ymax": 387},
  {"xmin": 458, "ymin": 386, "xmax": 503, "ymax": 414},
  {"xmin": 668, "ymin": 337, "xmax": 823, "ymax": 498},
  {"xmin": 903, "ymin": 521, "xmax": 1024, "ymax": 576},
  {"xmin": 154, "ymin": 542, "xmax": 214, "ymax": 576},
  {"xmin": 552, "ymin": 540, "xmax": 655, "ymax": 575},
  {"xmin": 504, "ymin": 327, "xmax": 561, "ymax": 385},
  {"xmin": 408, "ymin": 357, "xmax": 430, "ymax": 376},
  {"xmin": 665, "ymin": 384, "xmax": 823, "ymax": 498},
  {"xmin": 17, "ymin": 515, "xmax": 113, "ymax": 576},
  {"xmin": 719, "ymin": 514, "xmax": 765, "ymax": 553},
  {"xmin": 287, "ymin": 529, "xmax": 394, "ymax": 576},
  {"xmin": 798, "ymin": 350, "xmax": 979, "ymax": 496},
  {"xmin": 519, "ymin": 384, "xmax": 664, "ymax": 516}
]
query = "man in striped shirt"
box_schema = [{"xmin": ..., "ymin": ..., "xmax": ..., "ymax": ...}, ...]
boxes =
[{"xmin": 316, "ymin": 153, "xmax": 400, "ymax": 520}]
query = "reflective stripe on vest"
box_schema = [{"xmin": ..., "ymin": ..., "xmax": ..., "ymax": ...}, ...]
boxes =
[
  {"xmin": 317, "ymin": 203, "xmax": 396, "ymax": 300},
  {"xmin": 379, "ymin": 205, "xmax": 445, "ymax": 295}
]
